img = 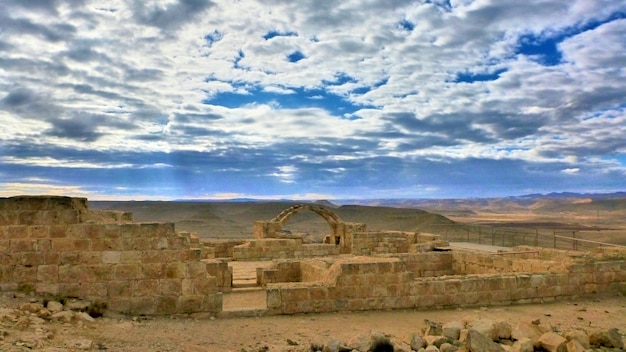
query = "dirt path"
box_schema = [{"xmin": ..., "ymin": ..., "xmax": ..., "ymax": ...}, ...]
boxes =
[{"xmin": 11, "ymin": 295, "xmax": 621, "ymax": 352}]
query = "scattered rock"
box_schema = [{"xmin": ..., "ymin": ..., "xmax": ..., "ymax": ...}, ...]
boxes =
[
  {"xmin": 425, "ymin": 319, "xmax": 443, "ymax": 336},
  {"xmin": 50, "ymin": 310, "xmax": 75, "ymax": 323},
  {"xmin": 46, "ymin": 301, "xmax": 64, "ymax": 313},
  {"xmin": 510, "ymin": 337, "xmax": 533, "ymax": 352},
  {"xmin": 588, "ymin": 328, "xmax": 624, "ymax": 348},
  {"xmin": 443, "ymin": 321, "xmax": 464, "ymax": 340},
  {"xmin": 65, "ymin": 299, "xmax": 91, "ymax": 312},
  {"xmin": 410, "ymin": 332, "xmax": 426, "ymax": 350},
  {"xmin": 537, "ymin": 332, "xmax": 566, "ymax": 352},
  {"xmin": 65, "ymin": 339, "xmax": 93, "ymax": 350},
  {"xmin": 465, "ymin": 329, "xmax": 505, "ymax": 352}
]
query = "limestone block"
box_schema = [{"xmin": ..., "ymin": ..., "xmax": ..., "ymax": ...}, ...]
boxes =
[
  {"xmin": 35, "ymin": 283, "xmax": 59, "ymax": 295},
  {"xmin": 163, "ymin": 262, "xmax": 186, "ymax": 279},
  {"xmin": 10, "ymin": 239, "xmax": 35, "ymax": 252},
  {"xmin": 121, "ymin": 251, "xmax": 142, "ymax": 263},
  {"xmin": 108, "ymin": 280, "xmax": 131, "ymax": 297},
  {"xmin": 102, "ymin": 251, "xmax": 122, "ymax": 264},
  {"xmin": 114, "ymin": 264, "xmax": 140, "ymax": 280},
  {"xmin": 123, "ymin": 237, "xmax": 151, "ymax": 251},
  {"xmin": 266, "ymin": 288, "xmax": 281, "ymax": 309},
  {"xmin": 91, "ymin": 238, "xmax": 123, "ymax": 251},
  {"xmin": 130, "ymin": 296, "xmax": 158, "ymax": 315},
  {"xmin": 36, "ymin": 265, "xmax": 59, "ymax": 283},
  {"xmin": 538, "ymin": 332, "xmax": 566, "ymax": 352},
  {"xmin": 80, "ymin": 282, "xmax": 108, "ymax": 298},
  {"xmin": 158, "ymin": 279, "xmax": 182, "ymax": 296},
  {"xmin": 79, "ymin": 251, "xmax": 101, "ymax": 264},
  {"xmin": 133, "ymin": 279, "xmax": 159, "ymax": 297},
  {"xmin": 191, "ymin": 276, "xmax": 216, "ymax": 293},
  {"xmin": 177, "ymin": 295, "xmax": 205, "ymax": 314}
]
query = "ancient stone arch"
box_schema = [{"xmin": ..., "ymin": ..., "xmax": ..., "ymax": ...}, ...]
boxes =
[{"xmin": 271, "ymin": 204, "xmax": 341, "ymax": 234}]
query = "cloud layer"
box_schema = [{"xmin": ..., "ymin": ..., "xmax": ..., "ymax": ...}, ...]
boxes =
[{"xmin": 1, "ymin": 0, "xmax": 625, "ymax": 199}]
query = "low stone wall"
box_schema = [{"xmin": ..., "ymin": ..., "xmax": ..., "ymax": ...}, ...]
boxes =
[
  {"xmin": 257, "ymin": 260, "xmax": 301, "ymax": 285},
  {"xmin": 351, "ymin": 231, "xmax": 447, "ymax": 255},
  {"xmin": 201, "ymin": 240, "xmax": 247, "ymax": 258},
  {"xmin": 232, "ymin": 239, "xmax": 340, "ymax": 260},
  {"xmin": 266, "ymin": 250, "xmax": 626, "ymax": 315}
]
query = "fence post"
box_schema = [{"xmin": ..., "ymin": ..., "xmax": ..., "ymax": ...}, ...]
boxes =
[
  {"xmin": 492, "ymin": 229, "xmax": 495, "ymax": 246},
  {"xmin": 572, "ymin": 231, "xmax": 577, "ymax": 250},
  {"xmin": 553, "ymin": 230, "xmax": 556, "ymax": 249},
  {"xmin": 466, "ymin": 226, "xmax": 470, "ymax": 242},
  {"xmin": 535, "ymin": 229, "xmax": 538, "ymax": 247},
  {"xmin": 478, "ymin": 226, "xmax": 481, "ymax": 243}
]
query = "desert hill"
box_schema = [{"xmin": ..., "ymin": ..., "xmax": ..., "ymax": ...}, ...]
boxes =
[{"xmin": 89, "ymin": 201, "xmax": 454, "ymax": 240}]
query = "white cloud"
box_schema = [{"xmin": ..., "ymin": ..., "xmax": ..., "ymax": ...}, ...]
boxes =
[{"xmin": 1, "ymin": 0, "xmax": 625, "ymax": 198}]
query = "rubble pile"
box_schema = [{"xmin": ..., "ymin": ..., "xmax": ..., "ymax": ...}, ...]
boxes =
[
  {"xmin": 308, "ymin": 318, "xmax": 625, "ymax": 352},
  {"xmin": 0, "ymin": 297, "xmax": 102, "ymax": 351}
]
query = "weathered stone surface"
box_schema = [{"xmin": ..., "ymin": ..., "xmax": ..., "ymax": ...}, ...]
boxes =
[
  {"xmin": 466, "ymin": 329, "xmax": 505, "ymax": 352},
  {"xmin": 390, "ymin": 336, "xmax": 412, "ymax": 352},
  {"xmin": 511, "ymin": 321, "xmax": 541, "ymax": 344},
  {"xmin": 50, "ymin": 311, "xmax": 74, "ymax": 323},
  {"xmin": 537, "ymin": 332, "xmax": 567, "ymax": 352},
  {"xmin": 411, "ymin": 332, "xmax": 426, "ymax": 350},
  {"xmin": 443, "ymin": 320, "xmax": 464, "ymax": 340},
  {"xmin": 440, "ymin": 342, "xmax": 458, "ymax": 352},
  {"xmin": 46, "ymin": 300, "xmax": 64, "ymax": 313},
  {"xmin": 563, "ymin": 339, "xmax": 586, "ymax": 352},
  {"xmin": 425, "ymin": 319, "xmax": 444, "ymax": 336},
  {"xmin": 466, "ymin": 318, "xmax": 496, "ymax": 340},
  {"xmin": 510, "ymin": 337, "xmax": 533, "ymax": 352},
  {"xmin": 493, "ymin": 321, "xmax": 512, "ymax": 340},
  {"xmin": 588, "ymin": 328, "xmax": 624, "ymax": 348},
  {"xmin": 563, "ymin": 330, "xmax": 590, "ymax": 349},
  {"xmin": 346, "ymin": 334, "xmax": 369, "ymax": 352},
  {"xmin": 424, "ymin": 335, "xmax": 449, "ymax": 347}
]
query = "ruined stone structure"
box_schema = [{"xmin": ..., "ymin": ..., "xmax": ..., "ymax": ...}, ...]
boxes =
[
  {"xmin": 0, "ymin": 196, "xmax": 227, "ymax": 316},
  {"xmin": 259, "ymin": 247, "xmax": 626, "ymax": 315},
  {"xmin": 2, "ymin": 196, "xmax": 626, "ymax": 318}
]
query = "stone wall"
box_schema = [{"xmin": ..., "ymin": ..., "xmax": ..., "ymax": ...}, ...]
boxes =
[
  {"xmin": 232, "ymin": 239, "xmax": 340, "ymax": 260},
  {"xmin": 201, "ymin": 239, "xmax": 247, "ymax": 258},
  {"xmin": 0, "ymin": 196, "xmax": 224, "ymax": 316},
  {"xmin": 265, "ymin": 250, "xmax": 626, "ymax": 315},
  {"xmin": 351, "ymin": 231, "xmax": 447, "ymax": 256}
]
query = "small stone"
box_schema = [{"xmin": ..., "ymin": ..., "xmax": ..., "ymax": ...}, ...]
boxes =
[
  {"xmin": 443, "ymin": 321, "xmax": 464, "ymax": 340},
  {"xmin": 65, "ymin": 339, "xmax": 93, "ymax": 350},
  {"xmin": 46, "ymin": 301, "xmax": 64, "ymax": 313},
  {"xmin": 411, "ymin": 333, "xmax": 426, "ymax": 350}
]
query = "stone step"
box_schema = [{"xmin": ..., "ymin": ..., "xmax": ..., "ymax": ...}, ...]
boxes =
[
  {"xmin": 231, "ymin": 285, "xmax": 264, "ymax": 293},
  {"xmin": 218, "ymin": 308, "xmax": 268, "ymax": 318}
]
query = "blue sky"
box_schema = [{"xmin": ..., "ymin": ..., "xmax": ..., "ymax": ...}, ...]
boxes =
[{"xmin": 0, "ymin": 0, "xmax": 625, "ymax": 200}]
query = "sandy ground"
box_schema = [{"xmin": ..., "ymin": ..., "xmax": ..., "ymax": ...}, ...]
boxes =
[{"xmin": 2, "ymin": 294, "xmax": 625, "ymax": 352}]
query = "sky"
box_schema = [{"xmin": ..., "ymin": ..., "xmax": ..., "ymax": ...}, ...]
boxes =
[{"xmin": 1, "ymin": 0, "xmax": 625, "ymax": 201}]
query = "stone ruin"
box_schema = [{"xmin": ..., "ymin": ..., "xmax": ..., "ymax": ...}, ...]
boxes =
[{"xmin": 1, "ymin": 196, "xmax": 626, "ymax": 317}]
